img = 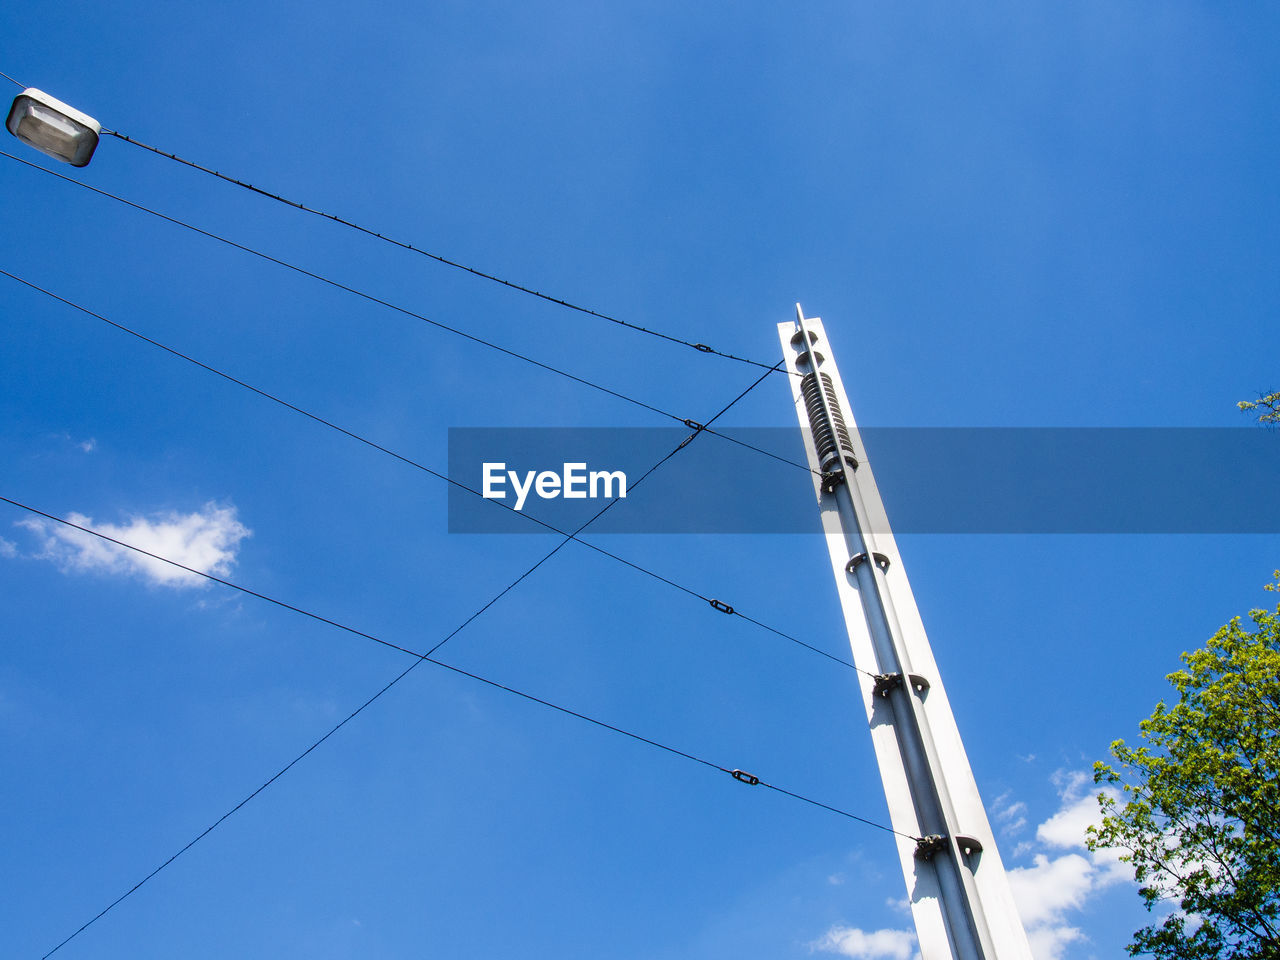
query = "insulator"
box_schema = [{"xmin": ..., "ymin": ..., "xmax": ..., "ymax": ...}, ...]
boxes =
[{"xmin": 801, "ymin": 372, "xmax": 857, "ymax": 473}]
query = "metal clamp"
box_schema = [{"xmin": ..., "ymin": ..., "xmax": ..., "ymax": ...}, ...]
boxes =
[
  {"xmin": 821, "ymin": 470, "xmax": 846, "ymax": 494},
  {"xmin": 731, "ymin": 769, "xmax": 760, "ymax": 785},
  {"xmin": 709, "ymin": 598, "xmax": 735, "ymax": 615},
  {"xmin": 683, "ymin": 418, "xmax": 706, "ymax": 432},
  {"xmin": 872, "ymin": 673, "xmax": 902, "ymax": 697},
  {"xmin": 915, "ymin": 834, "xmax": 948, "ymax": 860},
  {"xmin": 693, "ymin": 343, "xmax": 712, "ymax": 353},
  {"xmin": 846, "ymin": 552, "xmax": 891, "ymax": 574},
  {"xmin": 871, "ymin": 673, "xmax": 932, "ymax": 698}
]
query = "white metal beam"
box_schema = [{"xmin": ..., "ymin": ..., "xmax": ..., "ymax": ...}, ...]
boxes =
[{"xmin": 779, "ymin": 309, "xmax": 1032, "ymax": 960}]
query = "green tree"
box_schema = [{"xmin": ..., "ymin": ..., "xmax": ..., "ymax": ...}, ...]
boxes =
[
  {"xmin": 1238, "ymin": 392, "xmax": 1280, "ymax": 425},
  {"xmin": 1088, "ymin": 574, "xmax": 1280, "ymax": 958}
]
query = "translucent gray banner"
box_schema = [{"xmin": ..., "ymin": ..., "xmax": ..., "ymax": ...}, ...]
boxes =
[{"xmin": 447, "ymin": 428, "xmax": 1280, "ymax": 534}]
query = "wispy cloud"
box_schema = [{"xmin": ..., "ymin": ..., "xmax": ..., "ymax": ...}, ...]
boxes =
[
  {"xmin": 0, "ymin": 536, "xmax": 16, "ymax": 559},
  {"xmin": 810, "ymin": 925, "xmax": 918, "ymax": 960},
  {"xmin": 993, "ymin": 790, "xmax": 1029, "ymax": 835},
  {"xmin": 1006, "ymin": 771, "xmax": 1129, "ymax": 960},
  {"xmin": 18, "ymin": 502, "xmax": 251, "ymax": 588},
  {"xmin": 48, "ymin": 431, "xmax": 97, "ymax": 453}
]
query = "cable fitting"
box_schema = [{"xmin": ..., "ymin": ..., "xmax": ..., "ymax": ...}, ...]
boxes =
[
  {"xmin": 872, "ymin": 673, "xmax": 931, "ymax": 698},
  {"xmin": 915, "ymin": 834, "xmax": 948, "ymax": 860},
  {"xmin": 693, "ymin": 343, "xmax": 713, "ymax": 353},
  {"xmin": 731, "ymin": 769, "xmax": 760, "ymax": 785},
  {"xmin": 846, "ymin": 552, "xmax": 891, "ymax": 574},
  {"xmin": 821, "ymin": 470, "xmax": 846, "ymax": 494},
  {"xmin": 709, "ymin": 598, "xmax": 735, "ymax": 615},
  {"xmin": 683, "ymin": 419, "xmax": 706, "ymax": 432}
]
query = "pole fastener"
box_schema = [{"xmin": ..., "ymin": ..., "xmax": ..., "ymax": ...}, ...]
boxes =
[
  {"xmin": 846, "ymin": 552, "xmax": 891, "ymax": 574},
  {"xmin": 915, "ymin": 834, "xmax": 948, "ymax": 860},
  {"xmin": 821, "ymin": 470, "xmax": 846, "ymax": 494},
  {"xmin": 872, "ymin": 673, "xmax": 932, "ymax": 698}
]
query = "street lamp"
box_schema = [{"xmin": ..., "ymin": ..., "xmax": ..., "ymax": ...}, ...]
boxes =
[{"xmin": 6, "ymin": 88, "xmax": 100, "ymax": 167}]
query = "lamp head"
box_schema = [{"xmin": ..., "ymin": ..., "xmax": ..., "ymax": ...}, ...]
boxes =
[{"xmin": 7, "ymin": 88, "xmax": 100, "ymax": 167}]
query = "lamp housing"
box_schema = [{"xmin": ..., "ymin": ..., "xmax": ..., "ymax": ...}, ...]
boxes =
[{"xmin": 6, "ymin": 88, "xmax": 100, "ymax": 167}]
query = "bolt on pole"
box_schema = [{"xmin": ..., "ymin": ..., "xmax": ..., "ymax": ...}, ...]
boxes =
[{"xmin": 779, "ymin": 306, "xmax": 1032, "ymax": 960}]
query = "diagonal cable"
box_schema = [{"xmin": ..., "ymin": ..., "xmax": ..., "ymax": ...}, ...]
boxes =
[
  {"xmin": 0, "ymin": 149, "xmax": 678, "ymax": 423},
  {"xmin": 4, "ymin": 493, "xmax": 913, "ymax": 959},
  {"xmin": 1, "ymin": 267, "xmax": 849, "ymax": 671},
  {"xmin": 0, "ymin": 150, "xmax": 815, "ymax": 475},
  {"xmin": 102, "ymin": 128, "xmax": 787, "ymax": 375}
]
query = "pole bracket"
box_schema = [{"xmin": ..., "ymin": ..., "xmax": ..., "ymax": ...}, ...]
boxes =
[
  {"xmin": 846, "ymin": 552, "xmax": 891, "ymax": 574},
  {"xmin": 872, "ymin": 672, "xmax": 931, "ymax": 698},
  {"xmin": 915, "ymin": 834, "xmax": 948, "ymax": 860},
  {"xmin": 821, "ymin": 470, "xmax": 846, "ymax": 494}
]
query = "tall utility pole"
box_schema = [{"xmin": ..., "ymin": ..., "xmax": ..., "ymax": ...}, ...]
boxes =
[{"xmin": 779, "ymin": 307, "xmax": 1033, "ymax": 960}]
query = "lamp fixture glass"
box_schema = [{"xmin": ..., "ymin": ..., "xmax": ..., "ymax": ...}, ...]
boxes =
[{"xmin": 6, "ymin": 88, "xmax": 100, "ymax": 167}]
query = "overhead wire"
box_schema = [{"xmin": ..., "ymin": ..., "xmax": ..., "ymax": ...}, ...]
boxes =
[
  {"xmin": 4, "ymin": 494, "xmax": 912, "ymax": 960},
  {"xmin": 1, "ymin": 68, "xmax": 24, "ymax": 88},
  {"xmin": 10, "ymin": 365, "xmax": 904, "ymax": 955},
  {"xmin": 0, "ymin": 151, "xmax": 677, "ymax": 425},
  {"xmin": 3, "ymin": 94, "xmax": 891, "ymax": 955},
  {"xmin": 0, "ymin": 149, "xmax": 816, "ymax": 476},
  {"xmin": 0, "ymin": 266, "xmax": 857, "ymax": 673},
  {"xmin": 101, "ymin": 128, "xmax": 788, "ymax": 376}
]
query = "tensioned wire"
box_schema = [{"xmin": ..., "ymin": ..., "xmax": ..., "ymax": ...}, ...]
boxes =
[
  {"xmin": 100, "ymin": 127, "xmax": 788, "ymax": 375},
  {"xmin": 13, "ymin": 361, "xmax": 909, "ymax": 957},
  {"xmin": 0, "ymin": 67, "xmax": 795, "ymax": 374},
  {"xmin": 5, "ymin": 74, "xmax": 899, "ymax": 956},
  {"xmin": 0, "ymin": 69, "xmax": 793, "ymax": 389},
  {"xmin": 0, "ymin": 266, "xmax": 859, "ymax": 674},
  {"xmin": 0, "ymin": 149, "xmax": 816, "ymax": 477},
  {"xmin": 4, "ymin": 495, "xmax": 914, "ymax": 960},
  {"xmin": 5, "ymin": 65, "xmax": 905, "ymax": 954}
]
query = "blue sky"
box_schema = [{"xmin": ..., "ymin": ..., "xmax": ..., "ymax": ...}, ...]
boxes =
[{"xmin": 2, "ymin": 3, "xmax": 1277, "ymax": 959}]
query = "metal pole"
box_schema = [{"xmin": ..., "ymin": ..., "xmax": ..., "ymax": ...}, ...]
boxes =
[{"xmin": 779, "ymin": 307, "xmax": 1033, "ymax": 960}]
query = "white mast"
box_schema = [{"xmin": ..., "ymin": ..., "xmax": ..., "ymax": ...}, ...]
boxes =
[{"xmin": 779, "ymin": 307, "xmax": 1032, "ymax": 960}]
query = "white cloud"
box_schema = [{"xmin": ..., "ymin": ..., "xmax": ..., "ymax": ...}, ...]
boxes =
[
  {"xmin": 0, "ymin": 537, "xmax": 16, "ymax": 558},
  {"xmin": 19, "ymin": 502, "xmax": 250, "ymax": 588},
  {"xmin": 810, "ymin": 926, "xmax": 917, "ymax": 960},
  {"xmin": 809, "ymin": 772, "xmax": 1134, "ymax": 960},
  {"xmin": 994, "ymin": 790, "xmax": 1029, "ymax": 835},
  {"xmin": 1008, "ymin": 853, "xmax": 1095, "ymax": 927},
  {"xmin": 78, "ymin": 438, "xmax": 97, "ymax": 453},
  {"xmin": 1003, "ymin": 771, "xmax": 1130, "ymax": 960},
  {"xmin": 1025, "ymin": 923, "xmax": 1086, "ymax": 960},
  {"xmin": 1037, "ymin": 794, "xmax": 1100, "ymax": 850}
]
